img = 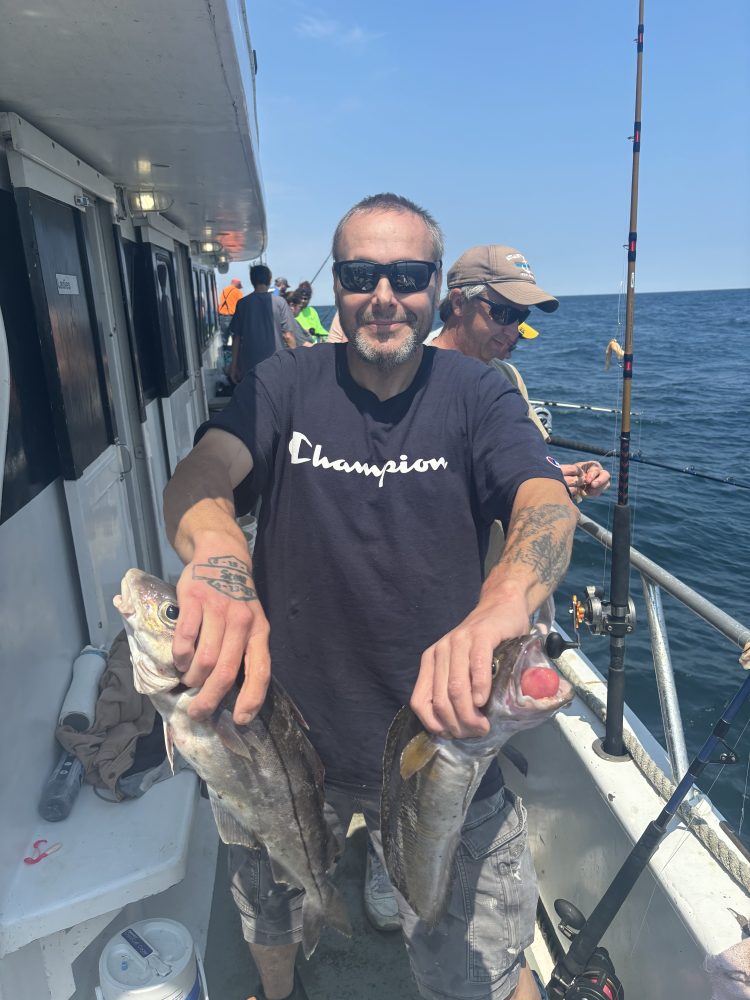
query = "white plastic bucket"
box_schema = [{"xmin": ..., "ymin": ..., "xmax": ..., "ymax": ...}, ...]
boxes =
[{"xmin": 95, "ymin": 918, "xmax": 208, "ymax": 1000}]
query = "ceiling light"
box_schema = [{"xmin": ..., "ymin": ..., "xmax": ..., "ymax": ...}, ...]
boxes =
[
  {"xmin": 199, "ymin": 240, "xmax": 222, "ymax": 254},
  {"xmin": 128, "ymin": 189, "xmax": 173, "ymax": 214}
]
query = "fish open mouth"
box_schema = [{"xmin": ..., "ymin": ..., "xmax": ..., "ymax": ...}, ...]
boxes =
[{"xmin": 112, "ymin": 571, "xmax": 137, "ymax": 618}]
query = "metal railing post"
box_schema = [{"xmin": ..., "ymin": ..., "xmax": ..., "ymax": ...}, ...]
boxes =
[{"xmin": 641, "ymin": 577, "xmax": 690, "ymax": 781}]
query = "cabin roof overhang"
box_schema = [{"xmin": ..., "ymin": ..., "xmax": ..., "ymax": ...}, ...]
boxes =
[{"xmin": 0, "ymin": 0, "xmax": 266, "ymax": 260}]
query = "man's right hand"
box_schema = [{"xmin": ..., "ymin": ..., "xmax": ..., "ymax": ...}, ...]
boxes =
[{"xmin": 172, "ymin": 539, "xmax": 270, "ymax": 725}]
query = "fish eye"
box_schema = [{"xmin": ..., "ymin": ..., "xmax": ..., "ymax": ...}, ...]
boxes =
[
  {"xmin": 491, "ymin": 657, "xmax": 499, "ymax": 678},
  {"xmin": 158, "ymin": 601, "xmax": 179, "ymax": 624}
]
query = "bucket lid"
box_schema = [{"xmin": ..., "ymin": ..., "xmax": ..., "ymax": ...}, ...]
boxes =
[{"xmin": 99, "ymin": 918, "xmax": 194, "ymax": 990}]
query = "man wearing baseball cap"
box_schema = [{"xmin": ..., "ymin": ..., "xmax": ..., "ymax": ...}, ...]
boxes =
[{"xmin": 430, "ymin": 244, "xmax": 610, "ymax": 500}]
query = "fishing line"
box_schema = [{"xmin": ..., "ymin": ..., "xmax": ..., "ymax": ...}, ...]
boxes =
[
  {"xmin": 628, "ymin": 712, "xmax": 750, "ymax": 955},
  {"xmin": 738, "ymin": 749, "xmax": 750, "ymax": 840}
]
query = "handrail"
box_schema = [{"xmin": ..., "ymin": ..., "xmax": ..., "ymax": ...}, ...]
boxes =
[{"xmin": 577, "ymin": 514, "xmax": 750, "ymax": 650}]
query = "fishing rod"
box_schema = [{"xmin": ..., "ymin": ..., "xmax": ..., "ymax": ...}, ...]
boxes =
[
  {"xmin": 569, "ymin": 0, "xmax": 645, "ymax": 762},
  {"xmin": 530, "ymin": 399, "xmax": 635, "ymax": 416},
  {"xmin": 545, "ymin": 668, "xmax": 750, "ymax": 999},
  {"xmin": 549, "ymin": 434, "xmax": 750, "ymax": 491},
  {"xmin": 309, "ymin": 250, "xmax": 332, "ymax": 286}
]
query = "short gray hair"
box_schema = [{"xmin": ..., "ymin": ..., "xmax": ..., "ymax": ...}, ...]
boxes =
[
  {"xmin": 438, "ymin": 284, "xmax": 485, "ymax": 322},
  {"xmin": 332, "ymin": 193, "xmax": 444, "ymax": 262}
]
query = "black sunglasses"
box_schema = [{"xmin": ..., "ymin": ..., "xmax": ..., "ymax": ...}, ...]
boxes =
[
  {"xmin": 334, "ymin": 259, "xmax": 441, "ymax": 294},
  {"xmin": 474, "ymin": 296, "xmax": 530, "ymax": 327}
]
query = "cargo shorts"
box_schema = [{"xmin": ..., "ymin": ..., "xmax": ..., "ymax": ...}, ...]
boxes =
[{"xmin": 228, "ymin": 784, "xmax": 537, "ymax": 1000}]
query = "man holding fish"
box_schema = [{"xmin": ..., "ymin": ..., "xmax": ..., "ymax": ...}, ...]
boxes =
[{"xmin": 163, "ymin": 193, "xmax": 578, "ymax": 1000}]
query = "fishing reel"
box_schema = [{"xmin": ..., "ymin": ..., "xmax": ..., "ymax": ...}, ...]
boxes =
[
  {"xmin": 572, "ymin": 586, "xmax": 636, "ymax": 640},
  {"xmin": 559, "ymin": 957, "xmax": 624, "ymax": 1000},
  {"xmin": 546, "ymin": 900, "xmax": 625, "ymax": 1000}
]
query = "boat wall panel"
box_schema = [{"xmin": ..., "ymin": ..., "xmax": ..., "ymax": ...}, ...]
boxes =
[
  {"xmin": 0, "ymin": 481, "xmax": 87, "ymax": 885},
  {"xmin": 142, "ymin": 398, "xmax": 186, "ymax": 584},
  {"xmin": 0, "ymin": 188, "xmax": 59, "ymax": 521}
]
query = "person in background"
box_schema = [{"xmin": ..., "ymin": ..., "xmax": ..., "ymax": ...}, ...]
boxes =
[
  {"xmin": 273, "ymin": 276, "xmax": 289, "ymax": 297},
  {"xmin": 430, "ymin": 245, "xmax": 610, "ymax": 502},
  {"xmin": 218, "ymin": 277, "xmax": 243, "ymax": 343},
  {"xmin": 286, "ymin": 290, "xmax": 316, "ymax": 348},
  {"xmin": 294, "ymin": 281, "xmax": 328, "ymax": 341},
  {"xmin": 229, "ymin": 264, "xmax": 298, "ymax": 384},
  {"xmin": 164, "ymin": 192, "xmax": 578, "ymax": 1000},
  {"xmin": 324, "ymin": 310, "xmax": 347, "ymax": 343}
]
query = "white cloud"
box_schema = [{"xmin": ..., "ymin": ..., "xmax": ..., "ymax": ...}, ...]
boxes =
[{"xmin": 296, "ymin": 14, "xmax": 382, "ymax": 46}]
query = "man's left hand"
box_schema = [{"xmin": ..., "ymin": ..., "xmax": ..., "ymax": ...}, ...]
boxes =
[
  {"xmin": 562, "ymin": 460, "xmax": 610, "ymax": 499},
  {"xmin": 411, "ymin": 593, "xmax": 530, "ymax": 738}
]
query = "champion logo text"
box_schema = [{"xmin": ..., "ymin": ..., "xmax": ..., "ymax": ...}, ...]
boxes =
[{"xmin": 288, "ymin": 431, "xmax": 448, "ymax": 488}]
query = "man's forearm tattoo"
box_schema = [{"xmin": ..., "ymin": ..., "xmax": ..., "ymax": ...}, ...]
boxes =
[
  {"xmin": 193, "ymin": 555, "xmax": 258, "ymax": 601},
  {"xmin": 503, "ymin": 504, "xmax": 576, "ymax": 588}
]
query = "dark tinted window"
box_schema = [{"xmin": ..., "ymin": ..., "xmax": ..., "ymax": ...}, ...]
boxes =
[{"xmin": 0, "ymin": 189, "xmax": 59, "ymax": 520}]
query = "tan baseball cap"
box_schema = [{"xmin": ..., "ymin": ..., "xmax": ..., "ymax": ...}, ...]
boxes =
[{"xmin": 447, "ymin": 245, "xmax": 558, "ymax": 313}]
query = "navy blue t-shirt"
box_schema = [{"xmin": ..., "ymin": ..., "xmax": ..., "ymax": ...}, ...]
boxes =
[{"xmin": 204, "ymin": 344, "xmax": 564, "ymax": 793}]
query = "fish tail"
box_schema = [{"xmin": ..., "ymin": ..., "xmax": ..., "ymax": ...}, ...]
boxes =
[
  {"xmin": 300, "ymin": 885, "xmax": 351, "ymax": 958},
  {"xmin": 324, "ymin": 882, "xmax": 352, "ymax": 940}
]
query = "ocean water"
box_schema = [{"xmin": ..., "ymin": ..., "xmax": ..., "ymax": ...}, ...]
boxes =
[{"xmin": 319, "ymin": 289, "xmax": 750, "ymax": 834}]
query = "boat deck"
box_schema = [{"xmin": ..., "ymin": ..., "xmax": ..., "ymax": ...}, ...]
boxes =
[{"xmin": 203, "ymin": 814, "xmax": 552, "ymax": 999}]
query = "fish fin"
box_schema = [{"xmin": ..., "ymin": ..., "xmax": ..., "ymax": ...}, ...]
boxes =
[
  {"xmin": 163, "ymin": 720, "xmax": 175, "ymax": 773},
  {"xmin": 215, "ymin": 709, "xmax": 260, "ymax": 762},
  {"xmin": 500, "ymin": 744, "xmax": 529, "ymax": 777},
  {"xmin": 207, "ymin": 788, "xmax": 258, "ymax": 849},
  {"xmin": 300, "ymin": 887, "xmax": 351, "ymax": 960},
  {"xmin": 267, "ymin": 853, "xmax": 297, "ymax": 888},
  {"xmin": 323, "ymin": 883, "xmax": 352, "ymax": 941},
  {"xmin": 300, "ymin": 897, "xmax": 325, "ymax": 959},
  {"xmin": 462, "ymin": 762, "xmax": 482, "ymax": 817},
  {"xmin": 400, "ymin": 732, "xmax": 439, "ymax": 780},
  {"xmin": 270, "ymin": 677, "xmax": 310, "ymax": 730},
  {"xmin": 285, "ymin": 694, "xmax": 310, "ymax": 731}
]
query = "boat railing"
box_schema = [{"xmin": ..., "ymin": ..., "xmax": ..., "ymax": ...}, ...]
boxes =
[{"xmin": 576, "ymin": 513, "xmax": 750, "ymax": 783}]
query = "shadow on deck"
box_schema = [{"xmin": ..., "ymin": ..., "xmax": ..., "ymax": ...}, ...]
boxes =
[{"xmin": 204, "ymin": 816, "xmax": 422, "ymax": 1000}]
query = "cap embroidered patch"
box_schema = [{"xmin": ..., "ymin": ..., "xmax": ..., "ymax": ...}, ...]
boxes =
[
  {"xmin": 514, "ymin": 261, "xmax": 534, "ymax": 279},
  {"xmin": 546, "ymin": 455, "xmax": 561, "ymax": 468}
]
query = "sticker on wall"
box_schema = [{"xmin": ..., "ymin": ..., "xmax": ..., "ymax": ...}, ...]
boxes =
[{"xmin": 56, "ymin": 273, "xmax": 80, "ymax": 295}]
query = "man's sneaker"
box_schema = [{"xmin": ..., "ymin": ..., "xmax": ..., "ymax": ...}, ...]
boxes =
[{"xmin": 364, "ymin": 837, "xmax": 400, "ymax": 932}]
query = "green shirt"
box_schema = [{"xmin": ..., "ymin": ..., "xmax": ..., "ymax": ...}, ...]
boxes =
[{"xmin": 297, "ymin": 305, "xmax": 327, "ymax": 339}]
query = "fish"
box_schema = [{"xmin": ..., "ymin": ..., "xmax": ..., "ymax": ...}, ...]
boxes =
[
  {"xmin": 113, "ymin": 568, "xmax": 351, "ymax": 958},
  {"xmin": 380, "ymin": 632, "xmax": 574, "ymax": 926}
]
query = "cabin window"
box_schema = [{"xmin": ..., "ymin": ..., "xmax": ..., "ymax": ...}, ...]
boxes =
[
  {"xmin": 208, "ymin": 271, "xmax": 218, "ymax": 334},
  {"xmin": 14, "ymin": 189, "xmax": 113, "ymax": 480},
  {"xmin": 199, "ymin": 270, "xmax": 210, "ymax": 347},
  {"xmin": 0, "ymin": 189, "xmax": 59, "ymax": 521},
  {"xmin": 130, "ymin": 243, "xmax": 188, "ymax": 399},
  {"xmin": 126, "ymin": 241, "xmax": 158, "ymax": 402},
  {"xmin": 153, "ymin": 250, "xmax": 187, "ymax": 394}
]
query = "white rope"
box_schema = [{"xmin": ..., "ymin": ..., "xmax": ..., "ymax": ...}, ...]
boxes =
[{"xmin": 556, "ymin": 655, "xmax": 750, "ymax": 894}]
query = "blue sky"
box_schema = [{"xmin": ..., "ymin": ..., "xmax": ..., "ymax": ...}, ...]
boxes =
[{"xmin": 223, "ymin": 0, "xmax": 749, "ymax": 302}]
